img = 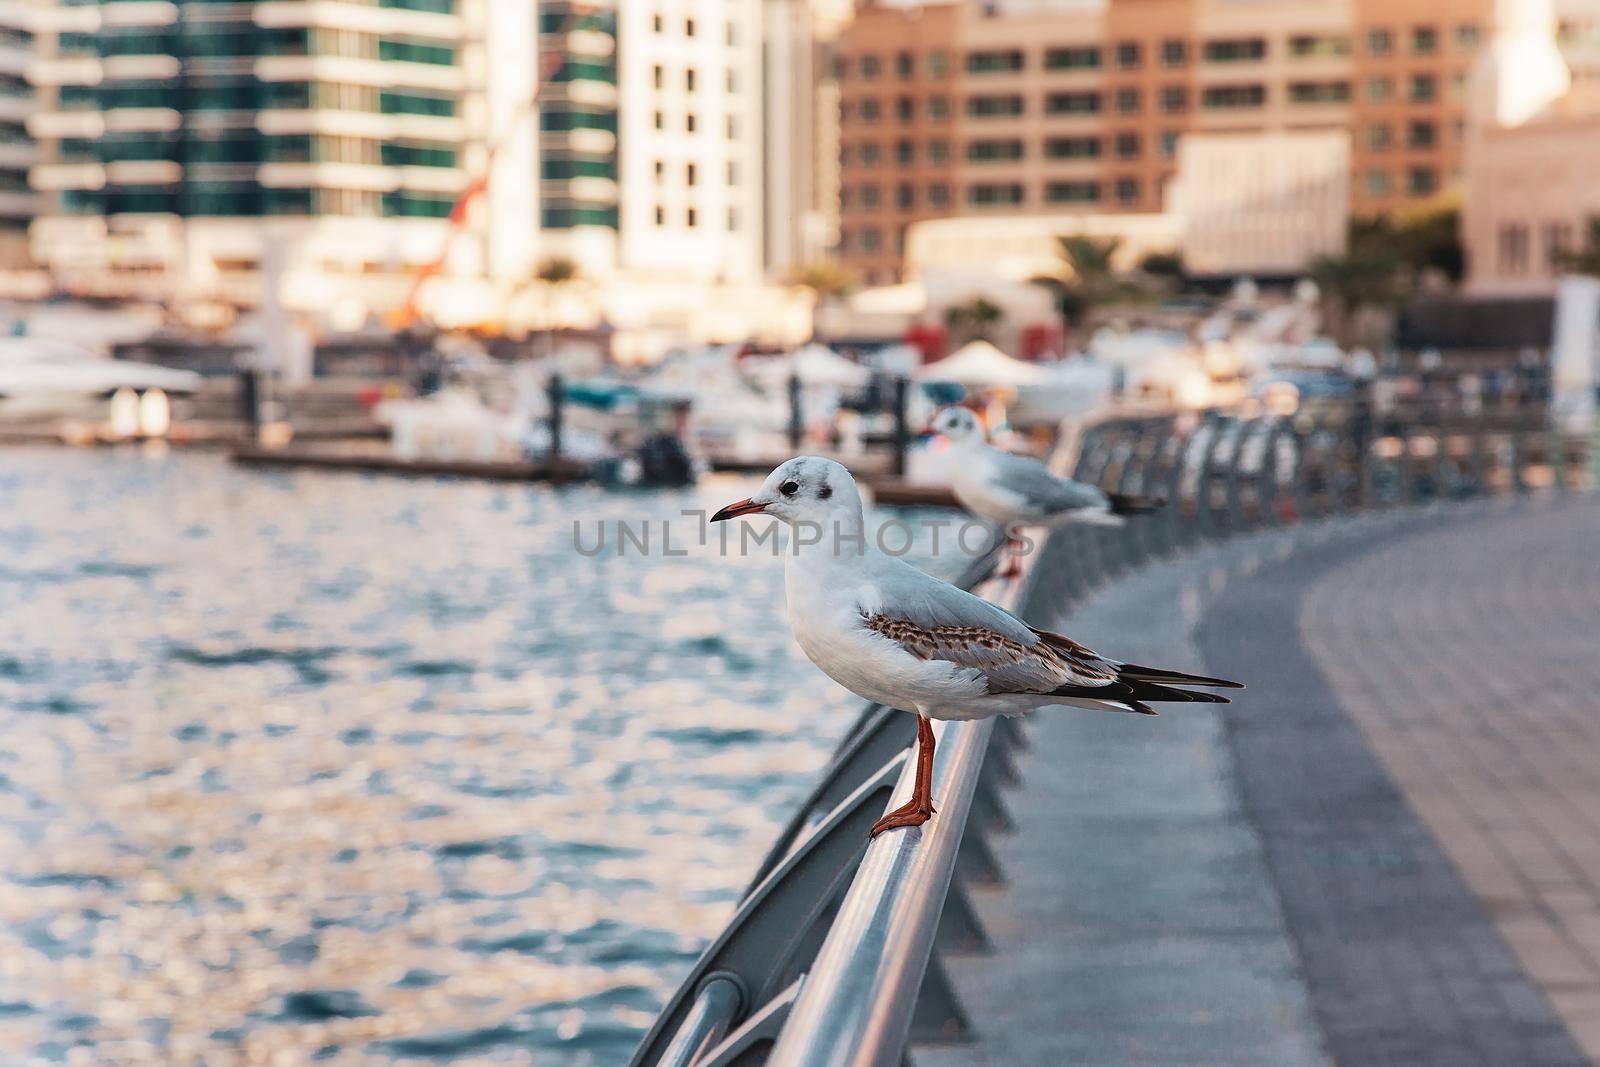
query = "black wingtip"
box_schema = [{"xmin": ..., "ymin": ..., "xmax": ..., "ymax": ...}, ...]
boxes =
[
  {"xmin": 1119, "ymin": 663, "xmax": 1245, "ymax": 689},
  {"xmin": 1107, "ymin": 492, "xmax": 1167, "ymax": 516}
]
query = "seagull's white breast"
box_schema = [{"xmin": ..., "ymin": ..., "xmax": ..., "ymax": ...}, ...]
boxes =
[
  {"xmin": 948, "ymin": 448, "xmax": 1039, "ymax": 526},
  {"xmin": 783, "ymin": 556, "xmax": 989, "ymax": 715}
]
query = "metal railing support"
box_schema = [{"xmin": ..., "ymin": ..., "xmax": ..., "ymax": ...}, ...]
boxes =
[{"xmin": 765, "ymin": 716, "xmax": 997, "ymax": 1067}]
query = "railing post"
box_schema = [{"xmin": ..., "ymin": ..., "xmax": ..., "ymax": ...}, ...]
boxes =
[
  {"xmin": 892, "ymin": 377, "xmax": 910, "ymax": 478},
  {"xmin": 547, "ymin": 372, "xmax": 564, "ymax": 461}
]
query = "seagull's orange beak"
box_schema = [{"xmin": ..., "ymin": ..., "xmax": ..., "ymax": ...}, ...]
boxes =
[{"xmin": 711, "ymin": 497, "xmax": 769, "ymax": 522}]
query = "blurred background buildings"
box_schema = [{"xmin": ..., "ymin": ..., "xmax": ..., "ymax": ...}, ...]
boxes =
[{"xmin": 0, "ymin": 0, "xmax": 1593, "ymax": 357}]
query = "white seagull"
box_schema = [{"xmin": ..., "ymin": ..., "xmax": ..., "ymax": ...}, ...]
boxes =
[
  {"xmin": 929, "ymin": 406, "xmax": 1164, "ymax": 575},
  {"xmin": 711, "ymin": 457, "xmax": 1241, "ymax": 837}
]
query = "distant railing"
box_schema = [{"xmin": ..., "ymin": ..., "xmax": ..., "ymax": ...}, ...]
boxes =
[{"xmin": 629, "ymin": 389, "xmax": 1593, "ymax": 1067}]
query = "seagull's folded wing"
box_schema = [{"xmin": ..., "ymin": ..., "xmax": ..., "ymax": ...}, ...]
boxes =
[
  {"xmin": 864, "ymin": 559, "xmax": 1117, "ymax": 695},
  {"xmin": 864, "ymin": 613, "xmax": 1117, "ymax": 693},
  {"xmin": 989, "ymin": 449, "xmax": 1110, "ymax": 514}
]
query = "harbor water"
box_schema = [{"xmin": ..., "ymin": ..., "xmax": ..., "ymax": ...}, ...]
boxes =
[{"xmin": 0, "ymin": 447, "xmax": 971, "ymax": 1067}]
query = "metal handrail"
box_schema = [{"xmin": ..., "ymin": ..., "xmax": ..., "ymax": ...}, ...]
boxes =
[
  {"xmin": 765, "ymin": 715, "xmax": 997, "ymax": 1067},
  {"xmin": 631, "ymin": 390, "xmax": 1588, "ymax": 1067}
]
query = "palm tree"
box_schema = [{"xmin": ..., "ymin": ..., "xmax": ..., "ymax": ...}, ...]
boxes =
[
  {"xmin": 1031, "ymin": 234, "xmax": 1138, "ymax": 339},
  {"xmin": 944, "ymin": 294, "xmax": 1004, "ymax": 343},
  {"xmin": 537, "ymin": 255, "xmax": 579, "ymax": 286},
  {"xmin": 787, "ymin": 260, "xmax": 858, "ymax": 340},
  {"xmin": 527, "ymin": 256, "xmax": 580, "ymax": 355},
  {"xmin": 1307, "ymin": 243, "xmax": 1405, "ymax": 348}
]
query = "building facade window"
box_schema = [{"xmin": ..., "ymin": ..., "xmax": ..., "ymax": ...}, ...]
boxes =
[
  {"xmin": 1407, "ymin": 120, "xmax": 1436, "ymax": 148},
  {"xmin": 929, "ymin": 95, "xmax": 950, "ymax": 120},
  {"xmin": 1160, "ymin": 86, "xmax": 1188, "ymax": 113},
  {"xmin": 1201, "ymin": 84, "xmax": 1266, "ymax": 109},
  {"xmin": 1114, "ymin": 132, "xmax": 1140, "ymax": 158},
  {"xmin": 967, "ymin": 182, "xmax": 1025, "ymax": 206},
  {"xmin": 1367, "ymin": 29, "xmax": 1393, "ymax": 56},
  {"xmin": 1159, "ymin": 130, "xmax": 1179, "ymax": 157},
  {"xmin": 896, "ymin": 51, "xmax": 914, "ymax": 78},
  {"xmin": 928, "ymin": 140, "xmax": 949, "ymax": 163},
  {"xmin": 929, "ymin": 183, "xmax": 950, "ymax": 207},
  {"xmin": 1114, "ymin": 177, "xmax": 1140, "ymax": 204},
  {"xmin": 1365, "ymin": 123, "xmax": 1392, "ymax": 150},
  {"xmin": 1411, "ymin": 26, "xmax": 1438, "ymax": 54},
  {"xmin": 1045, "ymin": 180, "xmax": 1100, "ymax": 203},
  {"xmin": 1161, "ymin": 40, "xmax": 1187, "ymax": 66},
  {"xmin": 1407, "ymin": 166, "xmax": 1437, "ymax": 196},
  {"xmin": 966, "ymin": 49, "xmax": 1025, "ymax": 74},
  {"xmin": 1044, "ymin": 46, "xmax": 1100, "ymax": 70},
  {"xmin": 1289, "ymin": 34, "xmax": 1350, "ymax": 57},
  {"xmin": 1366, "ymin": 77, "xmax": 1393, "ymax": 102},
  {"xmin": 1498, "ymin": 223, "xmax": 1529, "ymax": 274},
  {"xmin": 1544, "ymin": 221, "xmax": 1573, "ymax": 268},
  {"xmin": 1115, "ymin": 41, "xmax": 1141, "ymax": 68},
  {"xmin": 1365, "ymin": 169, "xmax": 1390, "ymax": 196},
  {"xmin": 1115, "ymin": 88, "xmax": 1141, "ymax": 113},
  {"xmin": 1410, "ymin": 74, "xmax": 1436, "ymax": 101},
  {"xmin": 966, "ymin": 138, "xmax": 1025, "ymax": 161},
  {"xmin": 1203, "ymin": 38, "xmax": 1266, "ymax": 63},
  {"xmin": 1289, "ymin": 80, "xmax": 1350, "ymax": 104},
  {"xmin": 897, "ymin": 96, "xmax": 915, "ymax": 121},
  {"xmin": 1045, "ymin": 91, "xmax": 1101, "ymax": 114},
  {"xmin": 966, "ymin": 94, "xmax": 1025, "ymax": 117},
  {"xmin": 1044, "ymin": 135, "xmax": 1101, "ymax": 159}
]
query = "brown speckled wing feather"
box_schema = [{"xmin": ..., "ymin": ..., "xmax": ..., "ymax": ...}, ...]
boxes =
[{"xmin": 864, "ymin": 614, "xmax": 1118, "ymax": 694}]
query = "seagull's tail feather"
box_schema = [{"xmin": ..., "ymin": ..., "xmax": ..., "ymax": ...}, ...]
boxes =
[
  {"xmin": 1047, "ymin": 679, "xmax": 1228, "ymax": 710},
  {"xmin": 1117, "ymin": 662, "xmax": 1245, "ymax": 689},
  {"xmin": 1106, "ymin": 492, "xmax": 1166, "ymax": 516}
]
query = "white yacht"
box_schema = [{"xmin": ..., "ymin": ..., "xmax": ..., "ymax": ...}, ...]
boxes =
[{"xmin": 0, "ymin": 338, "xmax": 202, "ymax": 420}]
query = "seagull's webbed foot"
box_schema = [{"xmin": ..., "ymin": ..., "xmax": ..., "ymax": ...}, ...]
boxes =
[
  {"xmin": 869, "ymin": 714, "xmax": 938, "ymax": 837},
  {"xmin": 869, "ymin": 797, "xmax": 937, "ymax": 838}
]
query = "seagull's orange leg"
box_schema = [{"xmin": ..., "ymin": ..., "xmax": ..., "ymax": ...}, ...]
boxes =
[
  {"xmin": 869, "ymin": 715, "xmax": 937, "ymax": 837},
  {"xmin": 999, "ymin": 532, "xmax": 1024, "ymax": 579}
]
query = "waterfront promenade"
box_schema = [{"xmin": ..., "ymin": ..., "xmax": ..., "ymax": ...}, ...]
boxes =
[{"xmin": 922, "ymin": 496, "xmax": 1599, "ymax": 1067}]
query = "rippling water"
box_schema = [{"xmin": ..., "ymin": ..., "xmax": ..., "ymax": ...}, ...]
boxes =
[{"xmin": 0, "ymin": 447, "xmax": 968, "ymax": 1067}]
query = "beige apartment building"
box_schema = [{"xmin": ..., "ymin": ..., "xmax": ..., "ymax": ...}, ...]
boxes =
[{"xmin": 834, "ymin": 0, "xmax": 1497, "ymax": 283}]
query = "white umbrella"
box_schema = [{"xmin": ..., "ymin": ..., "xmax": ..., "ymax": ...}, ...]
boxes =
[
  {"xmin": 783, "ymin": 343, "xmax": 872, "ymax": 388},
  {"xmin": 913, "ymin": 340, "xmax": 1047, "ymax": 388}
]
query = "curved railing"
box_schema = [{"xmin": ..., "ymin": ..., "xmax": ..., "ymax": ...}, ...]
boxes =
[{"xmin": 630, "ymin": 389, "xmax": 1590, "ymax": 1067}]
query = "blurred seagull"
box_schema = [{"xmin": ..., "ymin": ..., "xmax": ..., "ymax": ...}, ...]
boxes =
[
  {"xmin": 711, "ymin": 457, "xmax": 1241, "ymax": 838},
  {"xmin": 929, "ymin": 406, "xmax": 1164, "ymax": 576}
]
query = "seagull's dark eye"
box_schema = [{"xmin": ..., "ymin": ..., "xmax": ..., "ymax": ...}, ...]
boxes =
[{"xmin": 779, "ymin": 480, "xmax": 800, "ymax": 497}]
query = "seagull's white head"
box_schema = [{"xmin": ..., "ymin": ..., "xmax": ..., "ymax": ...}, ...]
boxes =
[
  {"xmin": 711, "ymin": 456, "xmax": 863, "ymax": 528},
  {"xmin": 929, "ymin": 405, "xmax": 985, "ymax": 446}
]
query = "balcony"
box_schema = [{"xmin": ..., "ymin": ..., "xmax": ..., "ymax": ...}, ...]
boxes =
[
  {"xmin": 254, "ymin": 0, "xmax": 463, "ymax": 40},
  {"xmin": 30, "ymin": 163, "xmax": 107, "ymax": 191}
]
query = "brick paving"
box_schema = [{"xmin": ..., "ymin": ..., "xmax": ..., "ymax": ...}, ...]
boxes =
[
  {"xmin": 1199, "ymin": 498, "xmax": 1592, "ymax": 1067},
  {"xmin": 1295, "ymin": 498, "xmax": 1600, "ymax": 1062},
  {"xmin": 925, "ymin": 499, "xmax": 1595, "ymax": 1066}
]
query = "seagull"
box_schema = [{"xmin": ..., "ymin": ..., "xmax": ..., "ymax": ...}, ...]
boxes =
[
  {"xmin": 711, "ymin": 457, "xmax": 1241, "ymax": 838},
  {"xmin": 929, "ymin": 406, "xmax": 1164, "ymax": 575}
]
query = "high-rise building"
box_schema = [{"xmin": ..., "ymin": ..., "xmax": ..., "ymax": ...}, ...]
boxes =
[
  {"xmin": 18, "ymin": 0, "xmax": 820, "ymax": 346},
  {"xmin": 0, "ymin": 0, "xmax": 36, "ymax": 266},
  {"xmin": 833, "ymin": 0, "xmax": 1510, "ymax": 283},
  {"xmin": 27, "ymin": 0, "xmax": 491, "ymax": 313}
]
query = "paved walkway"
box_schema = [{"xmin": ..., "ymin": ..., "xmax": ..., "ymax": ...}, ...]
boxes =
[
  {"xmin": 920, "ymin": 498, "xmax": 1595, "ymax": 1067},
  {"xmin": 1297, "ymin": 500, "xmax": 1600, "ymax": 1060}
]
